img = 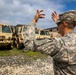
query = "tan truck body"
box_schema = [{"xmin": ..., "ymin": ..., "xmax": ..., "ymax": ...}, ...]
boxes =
[
  {"xmin": 35, "ymin": 28, "xmax": 50, "ymax": 39},
  {"xmin": 0, "ymin": 24, "xmax": 13, "ymax": 49}
]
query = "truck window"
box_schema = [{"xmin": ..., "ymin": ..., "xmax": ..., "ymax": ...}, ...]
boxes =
[
  {"xmin": 23, "ymin": 27, "xmax": 27, "ymax": 32},
  {"xmin": 40, "ymin": 30, "xmax": 45, "ymax": 35},
  {"xmin": 45, "ymin": 31, "xmax": 50, "ymax": 35},
  {"xmin": 2, "ymin": 25, "xmax": 11, "ymax": 33},
  {"xmin": 35, "ymin": 29, "xmax": 39, "ymax": 34}
]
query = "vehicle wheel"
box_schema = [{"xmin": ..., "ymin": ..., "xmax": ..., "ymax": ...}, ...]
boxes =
[
  {"xmin": 7, "ymin": 44, "xmax": 13, "ymax": 50},
  {"xmin": 21, "ymin": 43, "xmax": 25, "ymax": 49}
]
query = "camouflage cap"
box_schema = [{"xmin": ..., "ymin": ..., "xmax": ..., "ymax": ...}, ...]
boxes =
[{"xmin": 56, "ymin": 10, "xmax": 76, "ymax": 25}]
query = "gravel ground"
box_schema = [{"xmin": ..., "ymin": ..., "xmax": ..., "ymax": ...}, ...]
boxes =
[{"xmin": 0, "ymin": 55, "xmax": 54, "ymax": 75}]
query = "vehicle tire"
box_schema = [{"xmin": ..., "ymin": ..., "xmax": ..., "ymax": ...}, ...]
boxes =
[
  {"xmin": 21, "ymin": 43, "xmax": 25, "ymax": 49},
  {"xmin": 7, "ymin": 44, "xmax": 13, "ymax": 50}
]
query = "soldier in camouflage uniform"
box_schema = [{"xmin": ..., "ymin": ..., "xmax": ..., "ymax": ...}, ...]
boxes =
[{"xmin": 23, "ymin": 10, "xmax": 76, "ymax": 75}]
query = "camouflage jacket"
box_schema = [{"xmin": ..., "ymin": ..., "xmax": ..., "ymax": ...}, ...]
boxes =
[{"xmin": 23, "ymin": 22, "xmax": 76, "ymax": 75}]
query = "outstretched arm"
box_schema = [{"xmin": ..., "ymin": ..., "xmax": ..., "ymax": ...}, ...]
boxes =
[
  {"xmin": 33, "ymin": 11, "xmax": 60, "ymax": 55},
  {"xmin": 23, "ymin": 10, "xmax": 45, "ymax": 52},
  {"xmin": 23, "ymin": 10, "xmax": 60, "ymax": 56}
]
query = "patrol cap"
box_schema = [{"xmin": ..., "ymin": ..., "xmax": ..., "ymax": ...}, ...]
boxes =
[{"xmin": 56, "ymin": 10, "xmax": 76, "ymax": 25}]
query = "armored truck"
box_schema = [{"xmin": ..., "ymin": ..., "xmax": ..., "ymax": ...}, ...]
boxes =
[{"xmin": 0, "ymin": 24, "xmax": 13, "ymax": 49}]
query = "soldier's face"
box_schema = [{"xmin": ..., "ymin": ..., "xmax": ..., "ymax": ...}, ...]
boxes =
[{"xmin": 57, "ymin": 22, "xmax": 64, "ymax": 36}]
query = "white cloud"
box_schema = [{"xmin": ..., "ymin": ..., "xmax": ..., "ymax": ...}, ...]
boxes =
[{"xmin": 0, "ymin": 0, "xmax": 65, "ymax": 29}]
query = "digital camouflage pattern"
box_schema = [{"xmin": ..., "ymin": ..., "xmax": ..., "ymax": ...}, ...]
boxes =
[
  {"xmin": 56, "ymin": 10, "xmax": 76, "ymax": 24},
  {"xmin": 23, "ymin": 10, "xmax": 76, "ymax": 75},
  {"xmin": 23, "ymin": 22, "xmax": 76, "ymax": 75},
  {"xmin": 23, "ymin": 22, "xmax": 36, "ymax": 52}
]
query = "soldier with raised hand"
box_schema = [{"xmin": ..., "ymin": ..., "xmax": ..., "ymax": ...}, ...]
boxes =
[{"xmin": 23, "ymin": 10, "xmax": 76, "ymax": 75}]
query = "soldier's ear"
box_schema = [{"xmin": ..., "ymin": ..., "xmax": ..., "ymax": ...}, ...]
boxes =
[{"xmin": 63, "ymin": 22, "xmax": 68, "ymax": 27}]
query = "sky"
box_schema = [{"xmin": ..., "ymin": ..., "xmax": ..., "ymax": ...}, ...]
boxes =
[{"xmin": 0, "ymin": 0, "xmax": 76, "ymax": 29}]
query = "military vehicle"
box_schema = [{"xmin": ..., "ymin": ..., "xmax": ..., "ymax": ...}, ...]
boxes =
[
  {"xmin": 0, "ymin": 24, "xmax": 13, "ymax": 49},
  {"xmin": 35, "ymin": 28, "xmax": 50, "ymax": 39},
  {"xmin": 35, "ymin": 28, "xmax": 41, "ymax": 39},
  {"xmin": 39, "ymin": 30, "xmax": 50, "ymax": 39},
  {"xmin": 44, "ymin": 27, "xmax": 61, "ymax": 38},
  {"xmin": 14, "ymin": 24, "xmax": 51, "ymax": 49},
  {"xmin": 14, "ymin": 24, "xmax": 27, "ymax": 49}
]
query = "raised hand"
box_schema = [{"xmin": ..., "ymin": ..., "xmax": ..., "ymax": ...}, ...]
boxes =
[
  {"xmin": 33, "ymin": 10, "xmax": 45, "ymax": 23},
  {"xmin": 51, "ymin": 11, "xmax": 59, "ymax": 23}
]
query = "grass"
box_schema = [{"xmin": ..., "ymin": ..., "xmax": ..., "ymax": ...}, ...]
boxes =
[
  {"xmin": 0, "ymin": 47, "xmax": 47, "ymax": 59},
  {"xmin": 0, "ymin": 47, "xmax": 22, "ymax": 56}
]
